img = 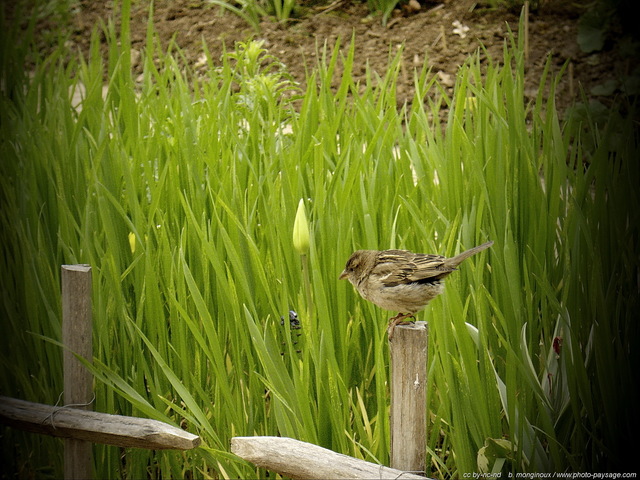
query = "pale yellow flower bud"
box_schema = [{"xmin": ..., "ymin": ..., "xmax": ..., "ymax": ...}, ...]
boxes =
[
  {"xmin": 292, "ymin": 198, "xmax": 310, "ymax": 255},
  {"xmin": 128, "ymin": 232, "xmax": 136, "ymax": 254}
]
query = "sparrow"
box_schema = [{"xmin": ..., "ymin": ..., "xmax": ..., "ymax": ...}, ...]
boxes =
[{"xmin": 339, "ymin": 241, "xmax": 494, "ymax": 339}]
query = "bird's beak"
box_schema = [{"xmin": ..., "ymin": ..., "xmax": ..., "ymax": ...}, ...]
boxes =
[{"xmin": 339, "ymin": 270, "xmax": 348, "ymax": 280}]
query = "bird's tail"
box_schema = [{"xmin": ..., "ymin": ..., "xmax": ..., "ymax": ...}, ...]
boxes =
[{"xmin": 446, "ymin": 240, "xmax": 494, "ymax": 267}]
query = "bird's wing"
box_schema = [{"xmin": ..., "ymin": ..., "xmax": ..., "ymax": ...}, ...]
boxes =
[{"xmin": 373, "ymin": 250, "xmax": 453, "ymax": 287}]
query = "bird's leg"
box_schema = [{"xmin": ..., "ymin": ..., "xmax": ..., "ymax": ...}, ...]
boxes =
[{"xmin": 387, "ymin": 312, "xmax": 415, "ymax": 340}]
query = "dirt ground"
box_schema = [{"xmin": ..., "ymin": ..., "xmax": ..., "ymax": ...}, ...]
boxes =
[{"xmin": 7, "ymin": 0, "xmax": 637, "ymax": 115}]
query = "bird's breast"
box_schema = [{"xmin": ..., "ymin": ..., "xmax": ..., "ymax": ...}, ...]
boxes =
[{"xmin": 357, "ymin": 278, "xmax": 444, "ymax": 314}]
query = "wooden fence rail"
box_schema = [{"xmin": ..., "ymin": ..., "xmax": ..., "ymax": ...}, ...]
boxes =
[
  {"xmin": 231, "ymin": 436, "xmax": 429, "ymax": 480},
  {"xmin": 0, "ymin": 396, "xmax": 200, "ymax": 450},
  {"xmin": 3, "ymin": 263, "xmax": 431, "ymax": 479}
]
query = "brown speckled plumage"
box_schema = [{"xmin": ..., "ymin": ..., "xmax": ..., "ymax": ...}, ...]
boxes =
[{"xmin": 339, "ymin": 241, "xmax": 494, "ymax": 338}]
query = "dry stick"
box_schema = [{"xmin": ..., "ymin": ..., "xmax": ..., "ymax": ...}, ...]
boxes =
[
  {"xmin": 62, "ymin": 264, "xmax": 93, "ymax": 480},
  {"xmin": 389, "ymin": 321, "xmax": 428, "ymax": 475},
  {"xmin": 440, "ymin": 25, "xmax": 447, "ymax": 51}
]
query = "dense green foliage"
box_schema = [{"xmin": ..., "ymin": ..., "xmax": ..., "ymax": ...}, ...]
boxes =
[{"xmin": 1, "ymin": 3, "xmax": 637, "ymax": 478}]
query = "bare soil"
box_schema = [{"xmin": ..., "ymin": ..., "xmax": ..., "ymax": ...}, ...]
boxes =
[{"xmin": 7, "ymin": 0, "xmax": 637, "ymax": 114}]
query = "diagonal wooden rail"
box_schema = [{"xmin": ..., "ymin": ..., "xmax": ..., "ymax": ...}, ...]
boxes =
[
  {"xmin": 231, "ymin": 436, "xmax": 429, "ymax": 479},
  {"xmin": 0, "ymin": 396, "xmax": 201, "ymax": 450}
]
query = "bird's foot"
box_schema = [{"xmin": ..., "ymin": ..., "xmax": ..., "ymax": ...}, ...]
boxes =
[{"xmin": 387, "ymin": 313, "xmax": 415, "ymax": 341}]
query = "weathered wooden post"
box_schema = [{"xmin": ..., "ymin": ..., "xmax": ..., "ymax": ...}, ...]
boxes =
[
  {"xmin": 61, "ymin": 264, "xmax": 93, "ymax": 480},
  {"xmin": 389, "ymin": 321, "xmax": 428, "ymax": 475}
]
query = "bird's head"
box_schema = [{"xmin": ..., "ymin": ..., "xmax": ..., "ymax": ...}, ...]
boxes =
[{"xmin": 339, "ymin": 250, "xmax": 376, "ymax": 284}]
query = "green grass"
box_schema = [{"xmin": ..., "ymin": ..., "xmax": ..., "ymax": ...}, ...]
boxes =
[
  {"xmin": 205, "ymin": 0, "xmax": 296, "ymax": 32},
  {"xmin": 1, "ymin": 3, "xmax": 637, "ymax": 478},
  {"xmin": 206, "ymin": 0, "xmax": 398, "ymax": 29}
]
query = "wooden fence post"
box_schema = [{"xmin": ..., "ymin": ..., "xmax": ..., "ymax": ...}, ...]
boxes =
[
  {"xmin": 389, "ymin": 321, "xmax": 428, "ymax": 475},
  {"xmin": 62, "ymin": 264, "xmax": 93, "ymax": 480}
]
